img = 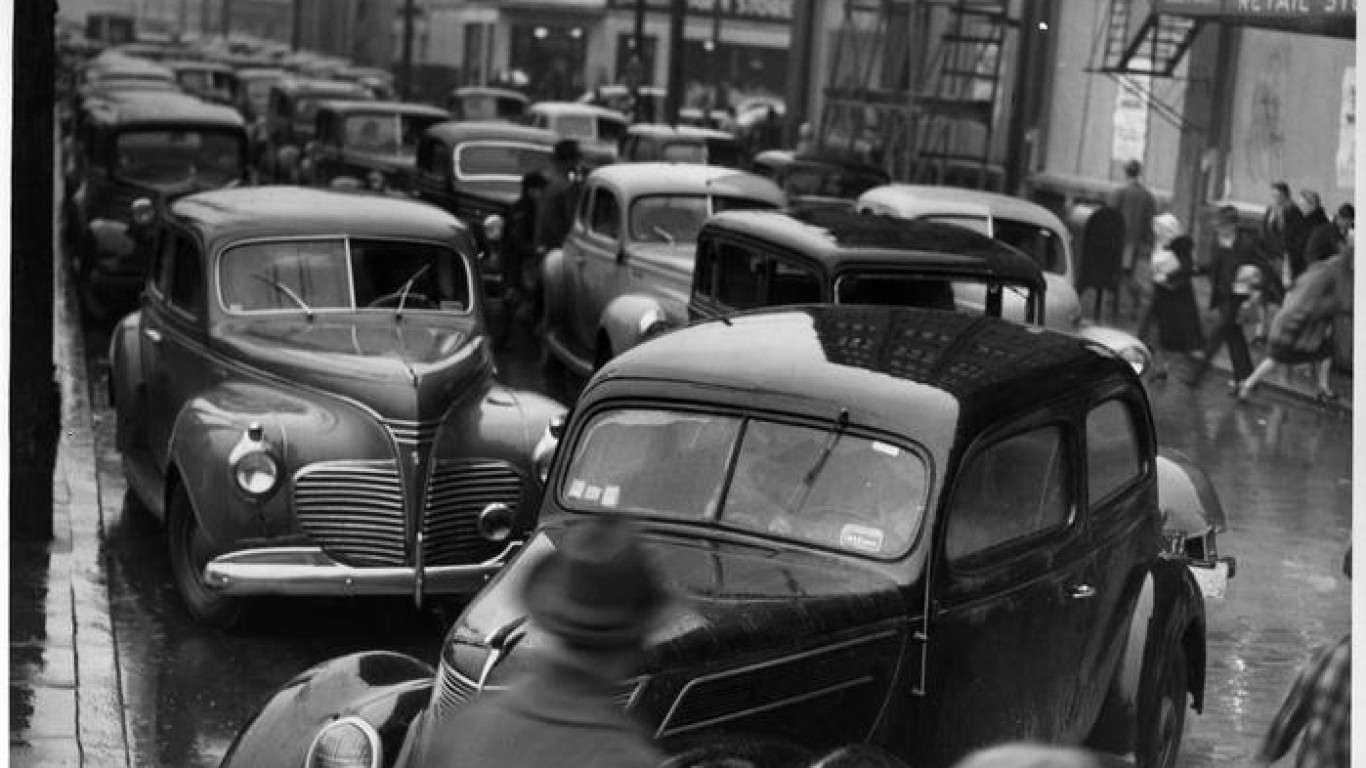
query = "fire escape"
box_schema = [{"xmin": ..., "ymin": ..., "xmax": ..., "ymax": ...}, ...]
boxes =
[{"xmin": 1091, "ymin": 0, "xmax": 1205, "ymax": 131}]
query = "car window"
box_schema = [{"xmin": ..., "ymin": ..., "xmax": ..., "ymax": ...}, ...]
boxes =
[
  {"xmin": 717, "ymin": 243, "xmax": 764, "ymax": 309},
  {"xmin": 694, "ymin": 238, "xmax": 718, "ymax": 299},
  {"xmin": 630, "ymin": 195, "xmax": 708, "ymax": 244},
  {"xmin": 947, "ymin": 425, "xmax": 1071, "ymax": 562},
  {"xmin": 662, "ymin": 142, "xmax": 706, "ymax": 164},
  {"xmin": 114, "ymin": 129, "xmax": 242, "ymax": 185},
  {"xmin": 767, "ymin": 260, "xmax": 822, "ymax": 304},
  {"xmin": 168, "ymin": 231, "xmax": 204, "ymax": 316},
  {"xmin": 153, "ymin": 229, "xmax": 175, "ymax": 296},
  {"xmin": 835, "ymin": 274, "xmax": 958, "ymax": 312},
  {"xmin": 555, "ymin": 114, "xmax": 595, "ymax": 140},
  {"xmin": 993, "ymin": 218, "xmax": 1067, "ymax": 275},
  {"xmin": 597, "ymin": 116, "xmax": 628, "ymax": 144},
  {"xmin": 560, "ymin": 408, "xmax": 927, "ymax": 558},
  {"xmin": 1087, "ymin": 399, "xmax": 1142, "ymax": 506},
  {"xmin": 454, "ymin": 142, "xmax": 553, "ymax": 180},
  {"xmin": 589, "ymin": 188, "xmax": 621, "ymax": 239}
]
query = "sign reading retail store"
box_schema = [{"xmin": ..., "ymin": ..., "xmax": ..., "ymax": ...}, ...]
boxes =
[
  {"xmin": 1112, "ymin": 58, "xmax": 1151, "ymax": 166},
  {"xmin": 606, "ymin": 0, "xmax": 793, "ymax": 23},
  {"xmin": 1153, "ymin": 0, "xmax": 1354, "ymax": 17}
]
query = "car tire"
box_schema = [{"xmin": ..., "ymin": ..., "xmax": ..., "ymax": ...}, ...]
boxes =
[
  {"xmin": 167, "ymin": 485, "xmax": 245, "ymax": 629},
  {"xmin": 1136, "ymin": 646, "xmax": 1187, "ymax": 768}
]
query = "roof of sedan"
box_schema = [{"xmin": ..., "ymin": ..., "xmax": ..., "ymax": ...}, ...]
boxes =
[
  {"xmin": 703, "ymin": 208, "xmax": 1045, "ymax": 289},
  {"xmin": 858, "ymin": 184, "xmax": 1068, "ymax": 232},
  {"xmin": 270, "ymin": 77, "xmax": 373, "ymax": 97},
  {"xmin": 315, "ymin": 99, "xmax": 450, "ymax": 118},
  {"xmin": 82, "ymin": 91, "xmax": 245, "ymax": 128},
  {"xmin": 170, "ymin": 186, "xmax": 470, "ymax": 245},
  {"xmin": 528, "ymin": 101, "xmax": 628, "ymax": 120},
  {"xmin": 601, "ymin": 305, "xmax": 1129, "ymax": 437},
  {"xmin": 424, "ymin": 121, "xmax": 559, "ymax": 145},
  {"xmin": 588, "ymin": 163, "xmax": 785, "ymax": 201},
  {"xmin": 627, "ymin": 123, "xmax": 736, "ymax": 141}
]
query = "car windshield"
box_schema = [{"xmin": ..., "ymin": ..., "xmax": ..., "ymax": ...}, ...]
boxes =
[
  {"xmin": 218, "ymin": 238, "xmax": 472, "ymax": 314},
  {"xmin": 456, "ymin": 93, "xmax": 526, "ymax": 120},
  {"xmin": 455, "ymin": 141, "xmax": 554, "ymax": 179},
  {"xmin": 554, "ymin": 114, "xmax": 595, "ymax": 139},
  {"xmin": 114, "ymin": 129, "xmax": 243, "ymax": 185},
  {"xmin": 342, "ymin": 113, "xmax": 444, "ymax": 155},
  {"xmin": 561, "ymin": 409, "xmax": 927, "ymax": 558},
  {"xmin": 835, "ymin": 272, "xmax": 1040, "ymax": 320},
  {"xmin": 662, "ymin": 142, "xmax": 707, "ymax": 164},
  {"xmin": 630, "ymin": 194, "xmax": 778, "ymax": 243},
  {"xmin": 244, "ymin": 79, "xmax": 274, "ymax": 115}
]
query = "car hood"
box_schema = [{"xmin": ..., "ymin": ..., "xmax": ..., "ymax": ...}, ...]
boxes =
[
  {"xmin": 449, "ymin": 524, "xmax": 910, "ymax": 685},
  {"xmin": 215, "ymin": 315, "xmax": 492, "ymax": 418}
]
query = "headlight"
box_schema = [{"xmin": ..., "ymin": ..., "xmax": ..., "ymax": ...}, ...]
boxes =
[
  {"xmin": 229, "ymin": 422, "xmax": 281, "ymax": 499},
  {"xmin": 638, "ymin": 307, "xmax": 668, "ymax": 338},
  {"xmin": 1118, "ymin": 345, "xmax": 1150, "ymax": 376},
  {"xmin": 305, "ymin": 716, "xmax": 380, "ymax": 768},
  {"xmin": 483, "ymin": 214, "xmax": 505, "ymax": 242}
]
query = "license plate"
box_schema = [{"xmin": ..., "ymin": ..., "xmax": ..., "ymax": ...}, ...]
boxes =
[{"xmin": 1189, "ymin": 560, "xmax": 1230, "ymax": 599}]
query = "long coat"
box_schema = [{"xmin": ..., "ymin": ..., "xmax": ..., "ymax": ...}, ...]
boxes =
[{"xmin": 1149, "ymin": 236, "xmax": 1203, "ymax": 351}]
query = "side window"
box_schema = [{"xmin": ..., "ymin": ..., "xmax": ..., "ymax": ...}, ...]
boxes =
[
  {"xmin": 716, "ymin": 243, "xmax": 763, "ymax": 309},
  {"xmin": 947, "ymin": 425, "xmax": 1071, "ymax": 562},
  {"xmin": 694, "ymin": 238, "xmax": 718, "ymax": 299},
  {"xmin": 1087, "ymin": 399, "xmax": 1142, "ymax": 505},
  {"xmin": 767, "ymin": 259, "xmax": 822, "ymax": 305},
  {"xmin": 153, "ymin": 230, "xmax": 175, "ymax": 296},
  {"xmin": 168, "ymin": 232, "xmax": 205, "ymax": 317},
  {"xmin": 589, "ymin": 189, "xmax": 621, "ymax": 239}
]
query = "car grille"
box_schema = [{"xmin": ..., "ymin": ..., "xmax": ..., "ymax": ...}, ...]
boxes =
[
  {"xmin": 293, "ymin": 459, "xmax": 524, "ymax": 568},
  {"xmin": 432, "ymin": 658, "xmax": 639, "ymax": 718}
]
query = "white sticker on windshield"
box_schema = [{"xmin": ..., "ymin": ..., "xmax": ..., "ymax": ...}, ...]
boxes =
[
  {"xmin": 840, "ymin": 524, "xmax": 885, "ymax": 553},
  {"xmin": 602, "ymin": 485, "xmax": 620, "ymax": 507},
  {"xmin": 584, "ymin": 485, "xmax": 603, "ymax": 503},
  {"xmin": 567, "ymin": 479, "xmax": 586, "ymax": 499},
  {"xmin": 871, "ymin": 441, "xmax": 900, "ymax": 457},
  {"xmin": 439, "ymin": 301, "xmax": 464, "ymax": 312}
]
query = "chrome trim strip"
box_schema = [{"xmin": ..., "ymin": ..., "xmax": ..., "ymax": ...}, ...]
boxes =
[
  {"xmin": 203, "ymin": 543, "xmax": 520, "ymax": 596},
  {"xmin": 658, "ymin": 677, "xmax": 875, "ymax": 738}
]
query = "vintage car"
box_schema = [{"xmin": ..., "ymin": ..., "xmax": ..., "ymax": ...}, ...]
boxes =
[
  {"xmin": 539, "ymin": 162, "xmax": 785, "ymax": 377},
  {"xmin": 165, "ymin": 58, "xmax": 241, "ymax": 106},
  {"xmin": 335, "ymin": 65, "xmax": 399, "ymax": 99},
  {"xmin": 577, "ymin": 83, "xmax": 667, "ymax": 120},
  {"xmin": 751, "ymin": 150, "xmax": 890, "ymax": 211},
  {"xmin": 856, "ymin": 184, "xmax": 1153, "ymax": 375},
  {"xmin": 300, "ymin": 100, "xmax": 450, "ymax": 191},
  {"xmin": 447, "ymin": 86, "xmax": 529, "ymax": 122},
  {"xmin": 235, "ymin": 66, "xmax": 286, "ymax": 123},
  {"xmin": 63, "ymin": 90, "xmax": 249, "ymax": 321},
  {"xmin": 523, "ymin": 101, "xmax": 630, "ymax": 167},
  {"xmin": 64, "ymin": 53, "xmax": 179, "ymax": 133},
  {"xmin": 107, "ymin": 187, "xmax": 566, "ymax": 628},
  {"xmin": 261, "ymin": 77, "xmax": 374, "ymax": 182},
  {"xmin": 221, "ymin": 303, "xmax": 1225, "ymax": 768},
  {"xmin": 619, "ymin": 124, "xmax": 746, "ymax": 169}
]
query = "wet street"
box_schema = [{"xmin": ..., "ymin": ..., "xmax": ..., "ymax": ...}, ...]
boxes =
[{"xmin": 77, "ymin": 317, "xmax": 1350, "ymax": 768}]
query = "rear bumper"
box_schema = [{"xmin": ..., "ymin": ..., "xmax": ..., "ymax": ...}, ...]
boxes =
[{"xmin": 203, "ymin": 544, "xmax": 519, "ymax": 597}]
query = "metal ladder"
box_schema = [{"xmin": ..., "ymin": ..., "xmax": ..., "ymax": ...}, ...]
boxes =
[{"xmin": 1097, "ymin": 0, "xmax": 1202, "ymax": 77}]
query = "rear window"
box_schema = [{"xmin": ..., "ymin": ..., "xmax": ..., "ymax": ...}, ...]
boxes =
[{"xmin": 455, "ymin": 141, "xmax": 553, "ymax": 179}]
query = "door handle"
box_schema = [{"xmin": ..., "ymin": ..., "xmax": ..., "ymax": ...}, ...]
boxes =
[
  {"xmin": 1068, "ymin": 584, "xmax": 1097, "ymax": 600},
  {"xmin": 142, "ymin": 328, "xmax": 163, "ymax": 344}
]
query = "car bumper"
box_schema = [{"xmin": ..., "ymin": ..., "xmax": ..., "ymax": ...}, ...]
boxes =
[{"xmin": 203, "ymin": 544, "xmax": 519, "ymax": 597}]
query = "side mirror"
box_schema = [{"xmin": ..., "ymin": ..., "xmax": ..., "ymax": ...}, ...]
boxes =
[{"xmin": 130, "ymin": 197, "xmax": 157, "ymax": 227}]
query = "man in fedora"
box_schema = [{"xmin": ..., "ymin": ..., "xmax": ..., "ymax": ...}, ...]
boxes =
[
  {"xmin": 414, "ymin": 515, "xmax": 668, "ymax": 767},
  {"xmin": 535, "ymin": 138, "xmax": 584, "ymax": 256}
]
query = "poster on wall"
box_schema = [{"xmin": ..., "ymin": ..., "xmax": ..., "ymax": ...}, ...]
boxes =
[
  {"xmin": 1336, "ymin": 67, "xmax": 1354, "ymax": 190},
  {"xmin": 1112, "ymin": 58, "xmax": 1151, "ymax": 166}
]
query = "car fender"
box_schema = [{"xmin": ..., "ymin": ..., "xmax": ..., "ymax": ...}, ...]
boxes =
[
  {"xmin": 1156, "ymin": 449, "xmax": 1226, "ymax": 537},
  {"xmin": 108, "ymin": 312, "xmax": 144, "ymax": 452},
  {"xmin": 1074, "ymin": 323, "xmax": 1152, "ymax": 376},
  {"xmin": 220, "ymin": 651, "xmax": 435, "ymax": 768},
  {"xmin": 598, "ymin": 293, "xmax": 675, "ymax": 361},
  {"xmin": 1085, "ymin": 560, "xmax": 1206, "ymax": 754},
  {"xmin": 540, "ymin": 247, "xmax": 567, "ymax": 323}
]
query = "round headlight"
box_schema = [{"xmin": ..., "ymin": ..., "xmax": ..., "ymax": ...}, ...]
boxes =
[
  {"xmin": 1118, "ymin": 345, "xmax": 1150, "ymax": 376},
  {"xmin": 233, "ymin": 451, "xmax": 279, "ymax": 497},
  {"xmin": 305, "ymin": 716, "xmax": 380, "ymax": 768}
]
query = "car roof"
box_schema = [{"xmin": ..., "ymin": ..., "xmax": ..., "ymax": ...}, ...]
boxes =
[
  {"xmin": 529, "ymin": 101, "xmax": 628, "ymax": 120},
  {"xmin": 170, "ymin": 186, "xmax": 470, "ymax": 247},
  {"xmin": 627, "ymin": 123, "xmax": 736, "ymax": 141},
  {"xmin": 587, "ymin": 163, "xmax": 785, "ymax": 201},
  {"xmin": 165, "ymin": 59, "xmax": 236, "ymax": 74},
  {"xmin": 314, "ymin": 99, "xmax": 450, "ymax": 119},
  {"xmin": 451, "ymin": 86, "xmax": 528, "ymax": 101},
  {"xmin": 424, "ymin": 121, "xmax": 559, "ymax": 145},
  {"xmin": 702, "ymin": 208, "xmax": 1045, "ymax": 288},
  {"xmin": 235, "ymin": 67, "xmax": 286, "ymax": 80},
  {"xmin": 600, "ymin": 305, "xmax": 1129, "ymax": 440},
  {"xmin": 857, "ymin": 184, "xmax": 1068, "ymax": 233},
  {"xmin": 82, "ymin": 91, "xmax": 246, "ymax": 128},
  {"xmin": 86, "ymin": 54, "xmax": 176, "ymax": 81},
  {"xmin": 270, "ymin": 77, "xmax": 373, "ymax": 97},
  {"xmin": 753, "ymin": 149, "xmax": 890, "ymax": 179}
]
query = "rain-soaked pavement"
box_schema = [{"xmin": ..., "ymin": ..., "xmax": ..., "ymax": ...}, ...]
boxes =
[{"xmin": 72, "ymin": 316, "xmax": 1350, "ymax": 768}]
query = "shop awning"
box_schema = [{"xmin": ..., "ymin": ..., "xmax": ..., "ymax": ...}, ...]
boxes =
[{"xmin": 1152, "ymin": 0, "xmax": 1355, "ymax": 38}]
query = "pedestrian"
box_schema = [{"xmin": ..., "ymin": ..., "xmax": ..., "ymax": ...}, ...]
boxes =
[
  {"xmin": 1107, "ymin": 159, "xmax": 1156, "ymax": 319},
  {"xmin": 1255, "ymin": 182, "xmax": 1303, "ymax": 345},
  {"xmin": 1184, "ymin": 206, "xmax": 1268, "ymax": 391},
  {"xmin": 1238, "ymin": 243, "xmax": 1350, "ymax": 404},
  {"xmin": 535, "ymin": 138, "xmax": 583, "ymax": 255},
  {"xmin": 950, "ymin": 742, "xmax": 1102, "ymax": 768},
  {"xmin": 1288, "ymin": 189, "xmax": 1330, "ymax": 280},
  {"xmin": 1145, "ymin": 214, "xmax": 1204, "ymax": 380},
  {"xmin": 1250, "ymin": 549, "xmax": 1351, "ymax": 768},
  {"xmin": 407, "ymin": 515, "xmax": 669, "ymax": 767},
  {"xmin": 507, "ymin": 170, "xmax": 548, "ymax": 324},
  {"xmin": 1303, "ymin": 203, "xmax": 1352, "ymax": 267}
]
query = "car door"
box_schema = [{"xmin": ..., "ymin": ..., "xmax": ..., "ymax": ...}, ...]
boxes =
[
  {"xmin": 919, "ymin": 414, "xmax": 1094, "ymax": 766},
  {"xmin": 573, "ymin": 185, "xmax": 627, "ymax": 358}
]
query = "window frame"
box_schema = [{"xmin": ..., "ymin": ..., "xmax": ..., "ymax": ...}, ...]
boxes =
[
  {"xmin": 166, "ymin": 227, "xmax": 206, "ymax": 319},
  {"xmin": 1084, "ymin": 395, "xmax": 1148, "ymax": 510},
  {"xmin": 587, "ymin": 186, "xmax": 622, "ymax": 241}
]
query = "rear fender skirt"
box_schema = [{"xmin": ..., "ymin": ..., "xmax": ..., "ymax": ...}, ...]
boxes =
[{"xmin": 220, "ymin": 651, "xmax": 434, "ymax": 768}]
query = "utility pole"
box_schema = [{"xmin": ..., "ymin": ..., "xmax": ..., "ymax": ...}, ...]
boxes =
[
  {"xmin": 401, "ymin": 0, "xmax": 416, "ymax": 99},
  {"xmin": 664, "ymin": 0, "xmax": 685, "ymax": 125},
  {"xmin": 631, "ymin": 0, "xmax": 646, "ymax": 122},
  {"xmin": 221, "ymin": 0, "xmax": 231, "ymax": 36},
  {"xmin": 291, "ymin": 0, "xmax": 302, "ymax": 51}
]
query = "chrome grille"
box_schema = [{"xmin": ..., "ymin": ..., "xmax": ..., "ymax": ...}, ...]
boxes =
[
  {"xmin": 294, "ymin": 462, "xmax": 406, "ymax": 567},
  {"xmin": 422, "ymin": 461, "xmax": 523, "ymax": 566},
  {"xmin": 433, "ymin": 661, "xmax": 478, "ymax": 715},
  {"xmin": 383, "ymin": 418, "xmax": 441, "ymax": 445}
]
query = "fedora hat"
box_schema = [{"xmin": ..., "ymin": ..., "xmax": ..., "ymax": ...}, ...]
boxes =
[
  {"xmin": 521, "ymin": 516, "xmax": 667, "ymax": 648},
  {"xmin": 553, "ymin": 138, "xmax": 581, "ymax": 163}
]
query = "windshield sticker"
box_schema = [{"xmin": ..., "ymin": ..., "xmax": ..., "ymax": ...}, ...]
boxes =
[
  {"xmin": 567, "ymin": 479, "xmax": 586, "ymax": 499},
  {"xmin": 584, "ymin": 485, "xmax": 603, "ymax": 503},
  {"xmin": 601, "ymin": 485, "xmax": 620, "ymax": 508},
  {"xmin": 840, "ymin": 524, "xmax": 885, "ymax": 553},
  {"xmin": 871, "ymin": 441, "xmax": 900, "ymax": 457}
]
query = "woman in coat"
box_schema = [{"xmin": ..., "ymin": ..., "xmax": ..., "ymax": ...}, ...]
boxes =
[{"xmin": 1146, "ymin": 214, "xmax": 1204, "ymax": 380}]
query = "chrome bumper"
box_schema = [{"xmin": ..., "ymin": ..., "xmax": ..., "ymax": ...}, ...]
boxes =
[{"xmin": 203, "ymin": 545, "xmax": 517, "ymax": 597}]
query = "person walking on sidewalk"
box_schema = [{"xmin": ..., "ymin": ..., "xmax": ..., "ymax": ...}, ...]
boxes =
[
  {"xmin": 507, "ymin": 170, "xmax": 548, "ymax": 325},
  {"xmin": 1303, "ymin": 203, "xmax": 1353, "ymax": 268},
  {"xmin": 1145, "ymin": 214, "xmax": 1204, "ymax": 380},
  {"xmin": 1185, "ymin": 206, "xmax": 1265, "ymax": 391},
  {"xmin": 1255, "ymin": 182, "xmax": 1302, "ymax": 345},
  {"xmin": 1108, "ymin": 159, "xmax": 1156, "ymax": 319},
  {"xmin": 1289, "ymin": 189, "xmax": 1330, "ymax": 280}
]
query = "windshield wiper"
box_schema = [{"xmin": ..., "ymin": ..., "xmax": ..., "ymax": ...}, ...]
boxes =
[
  {"xmin": 252, "ymin": 273, "xmax": 314, "ymax": 320},
  {"xmin": 782, "ymin": 407, "xmax": 849, "ymax": 515},
  {"xmin": 652, "ymin": 226, "xmax": 675, "ymax": 246},
  {"xmin": 394, "ymin": 263, "xmax": 431, "ymax": 321}
]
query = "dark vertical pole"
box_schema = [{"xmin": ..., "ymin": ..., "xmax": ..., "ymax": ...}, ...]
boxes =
[
  {"xmin": 665, "ymin": 0, "xmax": 686, "ymax": 125},
  {"xmin": 401, "ymin": 0, "xmax": 416, "ymax": 99},
  {"xmin": 292, "ymin": 0, "xmax": 303, "ymax": 51},
  {"xmin": 1004, "ymin": 0, "xmax": 1049, "ymax": 194},
  {"xmin": 630, "ymin": 0, "xmax": 647, "ymax": 122},
  {"xmin": 221, "ymin": 0, "xmax": 232, "ymax": 36},
  {"xmin": 783, "ymin": 0, "xmax": 815, "ymax": 145},
  {"xmin": 710, "ymin": 0, "xmax": 722, "ymax": 117}
]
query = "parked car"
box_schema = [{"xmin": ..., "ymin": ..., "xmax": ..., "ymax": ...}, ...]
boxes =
[
  {"xmin": 63, "ymin": 90, "xmax": 249, "ymax": 321},
  {"xmin": 107, "ymin": 186, "xmax": 566, "ymax": 628},
  {"xmin": 301, "ymin": 100, "xmax": 450, "ymax": 191},
  {"xmin": 751, "ymin": 149, "xmax": 889, "ymax": 211},
  {"xmin": 261, "ymin": 77, "xmax": 374, "ymax": 182},
  {"xmin": 165, "ymin": 58, "xmax": 241, "ymax": 106},
  {"xmin": 856, "ymin": 184, "xmax": 1153, "ymax": 374},
  {"xmin": 447, "ymin": 86, "xmax": 529, "ymax": 122},
  {"xmin": 539, "ymin": 162, "xmax": 784, "ymax": 377},
  {"xmin": 65, "ymin": 53, "xmax": 179, "ymax": 132},
  {"xmin": 335, "ymin": 65, "xmax": 398, "ymax": 99},
  {"xmin": 221, "ymin": 303, "xmax": 1225, "ymax": 768},
  {"xmin": 577, "ymin": 83, "xmax": 667, "ymax": 121},
  {"xmin": 523, "ymin": 101, "xmax": 630, "ymax": 167},
  {"xmin": 619, "ymin": 123, "xmax": 746, "ymax": 169},
  {"xmin": 232, "ymin": 65, "xmax": 285, "ymax": 123},
  {"xmin": 413, "ymin": 121, "xmax": 560, "ymax": 331}
]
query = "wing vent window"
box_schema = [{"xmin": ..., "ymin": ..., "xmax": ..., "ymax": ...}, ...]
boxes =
[
  {"xmin": 589, "ymin": 188, "xmax": 621, "ymax": 239},
  {"xmin": 1086, "ymin": 399, "xmax": 1141, "ymax": 506},
  {"xmin": 947, "ymin": 425, "xmax": 1070, "ymax": 562}
]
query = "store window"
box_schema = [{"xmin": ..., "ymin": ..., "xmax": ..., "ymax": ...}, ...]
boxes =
[{"xmin": 511, "ymin": 24, "xmax": 588, "ymax": 102}]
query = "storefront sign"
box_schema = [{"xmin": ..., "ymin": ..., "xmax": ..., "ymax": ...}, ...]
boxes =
[
  {"xmin": 1336, "ymin": 67, "xmax": 1354, "ymax": 189},
  {"xmin": 1112, "ymin": 59, "xmax": 1151, "ymax": 165},
  {"xmin": 605, "ymin": 0, "xmax": 793, "ymax": 23},
  {"xmin": 1153, "ymin": 0, "xmax": 1355, "ymax": 17}
]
